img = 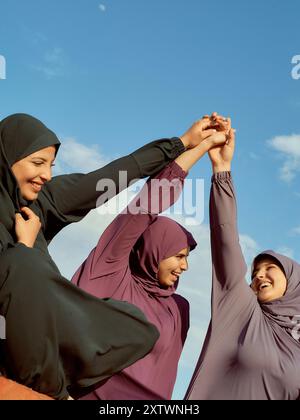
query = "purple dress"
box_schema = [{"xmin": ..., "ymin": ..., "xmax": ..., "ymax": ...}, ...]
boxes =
[
  {"xmin": 72, "ymin": 161, "xmax": 197, "ymax": 400},
  {"xmin": 185, "ymin": 172, "xmax": 300, "ymax": 400}
]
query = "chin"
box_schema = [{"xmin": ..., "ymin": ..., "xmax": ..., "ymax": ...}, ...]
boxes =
[
  {"xmin": 259, "ymin": 295, "xmax": 277, "ymax": 303},
  {"xmin": 22, "ymin": 191, "xmax": 38, "ymax": 201}
]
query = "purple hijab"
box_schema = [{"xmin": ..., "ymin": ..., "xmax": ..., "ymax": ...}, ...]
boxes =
[
  {"xmin": 130, "ymin": 216, "xmax": 196, "ymax": 298},
  {"xmin": 254, "ymin": 250, "xmax": 300, "ymax": 342},
  {"xmin": 72, "ymin": 161, "xmax": 197, "ymax": 400}
]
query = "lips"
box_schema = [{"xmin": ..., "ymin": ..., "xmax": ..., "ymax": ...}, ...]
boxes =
[
  {"xmin": 30, "ymin": 182, "xmax": 43, "ymax": 192},
  {"xmin": 258, "ymin": 281, "xmax": 272, "ymax": 291}
]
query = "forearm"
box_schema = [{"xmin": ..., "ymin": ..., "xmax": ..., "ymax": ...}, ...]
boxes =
[
  {"xmin": 175, "ymin": 140, "xmax": 209, "ymax": 172},
  {"xmin": 128, "ymin": 160, "xmax": 187, "ymax": 215},
  {"xmin": 40, "ymin": 137, "xmax": 185, "ymax": 218},
  {"xmin": 91, "ymin": 161, "xmax": 187, "ymax": 272},
  {"xmin": 130, "ymin": 137, "xmax": 185, "ymax": 177},
  {"xmin": 210, "ymin": 171, "xmax": 236, "ymax": 228},
  {"xmin": 210, "ymin": 172, "xmax": 247, "ymax": 289}
]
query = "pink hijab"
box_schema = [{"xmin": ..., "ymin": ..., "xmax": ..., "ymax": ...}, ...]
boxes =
[{"xmin": 72, "ymin": 214, "xmax": 196, "ymax": 400}]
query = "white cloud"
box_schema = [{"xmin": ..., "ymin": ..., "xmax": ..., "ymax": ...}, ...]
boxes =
[
  {"xmin": 49, "ymin": 207, "xmax": 116, "ymax": 278},
  {"xmin": 34, "ymin": 47, "xmax": 67, "ymax": 79},
  {"xmin": 99, "ymin": 4, "xmax": 106, "ymax": 12},
  {"xmin": 239, "ymin": 233, "xmax": 260, "ymax": 283},
  {"xmin": 53, "ymin": 137, "xmax": 110, "ymax": 174},
  {"xmin": 268, "ymin": 134, "xmax": 300, "ymax": 182},
  {"xmin": 291, "ymin": 226, "xmax": 300, "ymax": 235},
  {"xmin": 275, "ymin": 246, "xmax": 295, "ymax": 259}
]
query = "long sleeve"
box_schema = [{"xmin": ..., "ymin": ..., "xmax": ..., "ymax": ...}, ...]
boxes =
[
  {"xmin": 85, "ymin": 161, "xmax": 187, "ymax": 278},
  {"xmin": 210, "ymin": 172, "xmax": 256, "ymax": 318},
  {"xmin": 37, "ymin": 137, "xmax": 185, "ymax": 243}
]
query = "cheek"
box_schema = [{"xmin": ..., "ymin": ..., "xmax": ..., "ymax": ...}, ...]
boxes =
[
  {"xmin": 272, "ymin": 271, "xmax": 287, "ymax": 289},
  {"xmin": 18, "ymin": 168, "xmax": 37, "ymax": 185},
  {"xmin": 158, "ymin": 259, "xmax": 175, "ymax": 276},
  {"xmin": 279, "ymin": 279, "xmax": 288, "ymax": 293},
  {"xmin": 166, "ymin": 258, "xmax": 179, "ymax": 272}
]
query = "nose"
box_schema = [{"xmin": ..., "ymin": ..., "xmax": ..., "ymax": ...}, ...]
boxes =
[
  {"xmin": 180, "ymin": 258, "xmax": 188, "ymax": 272},
  {"xmin": 257, "ymin": 270, "xmax": 265, "ymax": 279},
  {"xmin": 40, "ymin": 166, "xmax": 52, "ymax": 183},
  {"xmin": 253, "ymin": 270, "xmax": 265, "ymax": 289}
]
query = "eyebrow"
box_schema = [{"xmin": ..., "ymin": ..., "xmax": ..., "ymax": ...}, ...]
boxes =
[{"xmin": 31, "ymin": 156, "xmax": 55, "ymax": 163}]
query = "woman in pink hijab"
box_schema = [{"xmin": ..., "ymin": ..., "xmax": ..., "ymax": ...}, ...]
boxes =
[{"xmin": 72, "ymin": 117, "xmax": 228, "ymax": 400}]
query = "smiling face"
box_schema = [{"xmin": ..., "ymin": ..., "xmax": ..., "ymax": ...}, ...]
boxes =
[
  {"xmin": 157, "ymin": 247, "xmax": 189, "ymax": 288},
  {"xmin": 250, "ymin": 257, "xmax": 288, "ymax": 303},
  {"xmin": 11, "ymin": 146, "xmax": 56, "ymax": 201}
]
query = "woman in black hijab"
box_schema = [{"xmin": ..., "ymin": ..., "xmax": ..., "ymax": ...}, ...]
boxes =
[{"xmin": 0, "ymin": 112, "xmax": 192, "ymax": 399}]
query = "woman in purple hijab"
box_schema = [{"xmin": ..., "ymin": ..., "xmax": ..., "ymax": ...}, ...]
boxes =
[
  {"xmin": 71, "ymin": 118, "xmax": 228, "ymax": 400},
  {"xmin": 185, "ymin": 115, "xmax": 300, "ymax": 400}
]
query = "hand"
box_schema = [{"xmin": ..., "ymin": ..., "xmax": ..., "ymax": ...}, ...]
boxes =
[
  {"xmin": 180, "ymin": 116, "xmax": 220, "ymax": 149},
  {"xmin": 208, "ymin": 118, "xmax": 236, "ymax": 173},
  {"xmin": 202, "ymin": 130, "xmax": 228, "ymax": 151},
  {"xmin": 174, "ymin": 124, "xmax": 227, "ymax": 172},
  {"xmin": 15, "ymin": 207, "xmax": 41, "ymax": 248},
  {"xmin": 203, "ymin": 112, "xmax": 231, "ymax": 134}
]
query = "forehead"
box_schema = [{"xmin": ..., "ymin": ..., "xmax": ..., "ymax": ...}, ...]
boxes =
[
  {"xmin": 27, "ymin": 146, "xmax": 56, "ymax": 159},
  {"xmin": 254, "ymin": 257, "xmax": 280, "ymax": 270},
  {"xmin": 177, "ymin": 247, "xmax": 190, "ymax": 255}
]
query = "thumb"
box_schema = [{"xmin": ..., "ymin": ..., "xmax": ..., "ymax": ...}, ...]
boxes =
[
  {"xmin": 227, "ymin": 128, "xmax": 236, "ymax": 147},
  {"xmin": 20, "ymin": 207, "xmax": 36, "ymax": 219}
]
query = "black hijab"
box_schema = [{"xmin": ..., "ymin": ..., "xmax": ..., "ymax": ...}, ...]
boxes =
[{"xmin": 0, "ymin": 113, "xmax": 60, "ymax": 246}]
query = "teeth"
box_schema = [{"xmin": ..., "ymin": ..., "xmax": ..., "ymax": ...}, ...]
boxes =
[{"xmin": 259, "ymin": 282, "xmax": 271, "ymax": 291}]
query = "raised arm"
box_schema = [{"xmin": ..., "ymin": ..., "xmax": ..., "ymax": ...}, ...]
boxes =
[
  {"xmin": 72, "ymin": 124, "xmax": 228, "ymax": 281},
  {"xmin": 37, "ymin": 137, "xmax": 183, "ymax": 241},
  {"xmin": 208, "ymin": 123, "xmax": 255, "ymax": 313},
  {"xmin": 37, "ymin": 119, "xmax": 220, "ymax": 242},
  {"xmin": 73, "ymin": 160, "xmax": 187, "ymax": 281}
]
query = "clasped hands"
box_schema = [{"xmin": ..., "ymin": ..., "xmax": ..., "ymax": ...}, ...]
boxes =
[{"xmin": 181, "ymin": 112, "xmax": 235, "ymax": 173}]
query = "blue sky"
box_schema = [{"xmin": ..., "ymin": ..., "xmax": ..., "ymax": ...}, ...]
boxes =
[{"xmin": 1, "ymin": 0, "xmax": 300, "ymax": 399}]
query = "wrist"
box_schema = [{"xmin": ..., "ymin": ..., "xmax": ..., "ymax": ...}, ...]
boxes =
[
  {"xmin": 201, "ymin": 138, "xmax": 213, "ymax": 153},
  {"xmin": 179, "ymin": 134, "xmax": 190, "ymax": 150},
  {"xmin": 17, "ymin": 240, "xmax": 33, "ymax": 248},
  {"xmin": 212, "ymin": 164, "xmax": 231, "ymax": 174}
]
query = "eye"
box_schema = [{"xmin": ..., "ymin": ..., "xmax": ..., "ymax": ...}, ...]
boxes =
[{"xmin": 33, "ymin": 161, "xmax": 55, "ymax": 167}]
